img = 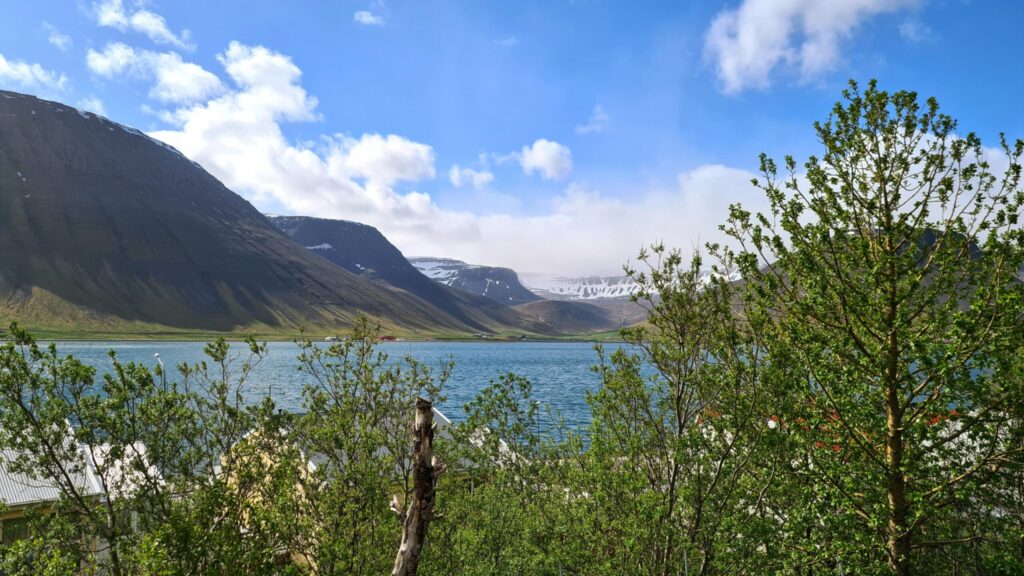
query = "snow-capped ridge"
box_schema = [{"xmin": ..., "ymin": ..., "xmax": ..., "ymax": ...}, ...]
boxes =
[
  {"xmin": 408, "ymin": 258, "xmax": 481, "ymax": 283},
  {"xmin": 521, "ymin": 273, "xmax": 640, "ymax": 300},
  {"xmin": 522, "ymin": 268, "xmax": 743, "ymax": 301},
  {"xmin": 409, "ymin": 257, "xmax": 540, "ymax": 305}
]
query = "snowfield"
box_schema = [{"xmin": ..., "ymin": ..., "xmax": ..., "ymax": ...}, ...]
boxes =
[
  {"xmin": 521, "ymin": 274, "xmax": 640, "ymax": 300},
  {"xmin": 408, "ymin": 258, "xmax": 480, "ymax": 284}
]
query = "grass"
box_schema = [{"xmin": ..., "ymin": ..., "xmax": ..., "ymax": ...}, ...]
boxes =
[{"xmin": 3, "ymin": 289, "xmax": 627, "ymax": 343}]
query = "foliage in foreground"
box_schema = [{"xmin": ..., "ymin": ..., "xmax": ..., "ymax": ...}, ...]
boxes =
[{"xmin": 0, "ymin": 81, "xmax": 1021, "ymax": 575}]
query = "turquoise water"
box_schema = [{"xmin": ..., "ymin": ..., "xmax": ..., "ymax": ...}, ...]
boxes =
[{"xmin": 50, "ymin": 341, "xmax": 625, "ymax": 429}]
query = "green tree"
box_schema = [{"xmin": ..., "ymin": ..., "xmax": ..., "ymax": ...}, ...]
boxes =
[
  {"xmin": 427, "ymin": 372, "xmax": 590, "ymax": 575},
  {"xmin": 0, "ymin": 324, "xmax": 192, "ymax": 576},
  {"xmin": 0, "ymin": 325, "xmax": 283, "ymax": 576},
  {"xmin": 722, "ymin": 79, "xmax": 1024, "ymax": 574},
  {"xmin": 266, "ymin": 316, "xmax": 451, "ymax": 575},
  {"xmin": 575, "ymin": 248, "xmax": 776, "ymax": 575}
]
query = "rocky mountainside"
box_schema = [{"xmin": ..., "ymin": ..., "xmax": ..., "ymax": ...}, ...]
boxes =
[
  {"xmin": 409, "ymin": 258, "xmax": 541, "ymax": 305},
  {"xmin": 0, "ymin": 90, "xmax": 518, "ymax": 335}
]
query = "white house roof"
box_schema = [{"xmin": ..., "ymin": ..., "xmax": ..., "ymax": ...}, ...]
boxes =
[
  {"xmin": 0, "ymin": 448, "xmax": 101, "ymax": 508},
  {"xmin": 0, "ymin": 441, "xmax": 157, "ymax": 509}
]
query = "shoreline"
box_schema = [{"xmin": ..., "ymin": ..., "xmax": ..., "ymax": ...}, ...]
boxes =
[{"xmin": 30, "ymin": 336, "xmax": 625, "ymax": 344}]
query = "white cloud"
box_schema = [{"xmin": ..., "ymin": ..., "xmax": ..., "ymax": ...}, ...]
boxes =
[
  {"xmin": 466, "ymin": 166, "xmax": 770, "ymax": 275},
  {"xmin": 146, "ymin": 42, "xmax": 767, "ymax": 276},
  {"xmin": 705, "ymin": 0, "xmax": 916, "ymax": 94},
  {"xmin": 43, "ymin": 22, "xmax": 72, "ymax": 51},
  {"xmin": 449, "ymin": 165, "xmax": 494, "ymax": 189},
  {"xmin": 340, "ymin": 134, "xmax": 436, "ymax": 186},
  {"xmin": 575, "ymin": 104, "xmax": 610, "ymax": 134},
  {"xmin": 519, "ymin": 139, "xmax": 573, "ymax": 180},
  {"xmin": 898, "ymin": 20, "xmax": 931, "ymax": 42},
  {"xmin": 150, "ymin": 42, "xmax": 460, "ymax": 242},
  {"xmin": 0, "ymin": 53, "xmax": 68, "ymax": 92},
  {"xmin": 85, "ymin": 42, "xmax": 136, "ymax": 75},
  {"xmin": 494, "ymin": 36, "xmax": 519, "ymax": 48},
  {"xmin": 87, "ymin": 43, "xmax": 224, "ymax": 104},
  {"xmin": 77, "ymin": 96, "xmax": 106, "ymax": 115},
  {"xmin": 353, "ymin": 10, "xmax": 385, "ymax": 26},
  {"xmin": 93, "ymin": 0, "xmax": 194, "ymax": 50}
]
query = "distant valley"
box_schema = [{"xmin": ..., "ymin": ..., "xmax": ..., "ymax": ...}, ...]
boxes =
[{"xmin": 274, "ymin": 218, "xmax": 629, "ymax": 335}]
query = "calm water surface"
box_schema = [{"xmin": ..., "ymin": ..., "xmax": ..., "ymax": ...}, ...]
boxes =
[{"xmin": 52, "ymin": 341, "xmax": 627, "ymax": 429}]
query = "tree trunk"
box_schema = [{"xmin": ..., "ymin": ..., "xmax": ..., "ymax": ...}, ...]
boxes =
[
  {"xmin": 884, "ymin": 227, "xmax": 910, "ymax": 576},
  {"xmin": 392, "ymin": 397, "xmax": 442, "ymax": 576},
  {"xmin": 886, "ymin": 383, "xmax": 910, "ymax": 575}
]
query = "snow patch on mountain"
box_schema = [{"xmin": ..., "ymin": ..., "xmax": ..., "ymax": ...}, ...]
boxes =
[
  {"xmin": 409, "ymin": 258, "xmax": 478, "ymax": 284},
  {"xmin": 522, "ymin": 268, "xmax": 743, "ymax": 301},
  {"xmin": 520, "ymin": 273, "xmax": 640, "ymax": 300},
  {"xmin": 410, "ymin": 257, "xmax": 541, "ymax": 305},
  {"xmin": 61, "ymin": 98, "xmax": 196, "ymax": 165}
]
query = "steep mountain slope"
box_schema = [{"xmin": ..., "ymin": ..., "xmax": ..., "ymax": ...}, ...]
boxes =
[
  {"xmin": 272, "ymin": 216, "xmax": 427, "ymax": 289},
  {"xmin": 269, "ymin": 216, "xmax": 529, "ymax": 332},
  {"xmin": 409, "ymin": 258, "xmax": 541, "ymax": 305},
  {"xmin": 0, "ymin": 90, "xmax": 505, "ymax": 335},
  {"xmin": 513, "ymin": 300, "xmax": 618, "ymax": 335}
]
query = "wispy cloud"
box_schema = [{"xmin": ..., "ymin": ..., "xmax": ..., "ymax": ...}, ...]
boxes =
[
  {"xmin": 575, "ymin": 104, "xmax": 610, "ymax": 134},
  {"xmin": 76, "ymin": 95, "xmax": 106, "ymax": 115},
  {"xmin": 87, "ymin": 42, "xmax": 224, "ymax": 104},
  {"xmin": 93, "ymin": 0, "xmax": 194, "ymax": 50},
  {"xmin": 704, "ymin": 0, "xmax": 916, "ymax": 94},
  {"xmin": 353, "ymin": 11, "xmax": 385, "ymax": 26},
  {"xmin": 354, "ymin": 1, "xmax": 388, "ymax": 27},
  {"xmin": 0, "ymin": 53, "xmax": 68, "ymax": 92},
  {"xmin": 898, "ymin": 20, "xmax": 932, "ymax": 42},
  {"xmin": 449, "ymin": 165, "xmax": 494, "ymax": 189},
  {"xmin": 43, "ymin": 22, "xmax": 72, "ymax": 51},
  {"xmin": 494, "ymin": 36, "xmax": 519, "ymax": 48}
]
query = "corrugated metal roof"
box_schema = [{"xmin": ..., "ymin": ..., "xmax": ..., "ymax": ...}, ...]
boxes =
[{"xmin": 0, "ymin": 448, "xmax": 101, "ymax": 508}]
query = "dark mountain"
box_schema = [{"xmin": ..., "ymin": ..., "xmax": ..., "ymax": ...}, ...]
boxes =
[
  {"xmin": 269, "ymin": 216, "xmax": 529, "ymax": 332},
  {"xmin": 270, "ymin": 216, "xmax": 429, "ymax": 291},
  {"xmin": 0, "ymin": 90, "xmax": 515, "ymax": 335},
  {"xmin": 409, "ymin": 258, "xmax": 541, "ymax": 305}
]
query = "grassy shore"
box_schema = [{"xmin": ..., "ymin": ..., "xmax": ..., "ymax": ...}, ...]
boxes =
[{"xmin": 8, "ymin": 324, "xmax": 624, "ymax": 343}]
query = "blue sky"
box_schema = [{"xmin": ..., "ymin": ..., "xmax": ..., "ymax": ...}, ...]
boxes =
[{"xmin": 1, "ymin": 0, "xmax": 1022, "ymax": 275}]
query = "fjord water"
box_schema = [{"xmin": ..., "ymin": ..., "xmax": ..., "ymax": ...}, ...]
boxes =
[{"xmin": 54, "ymin": 341, "xmax": 624, "ymax": 429}]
